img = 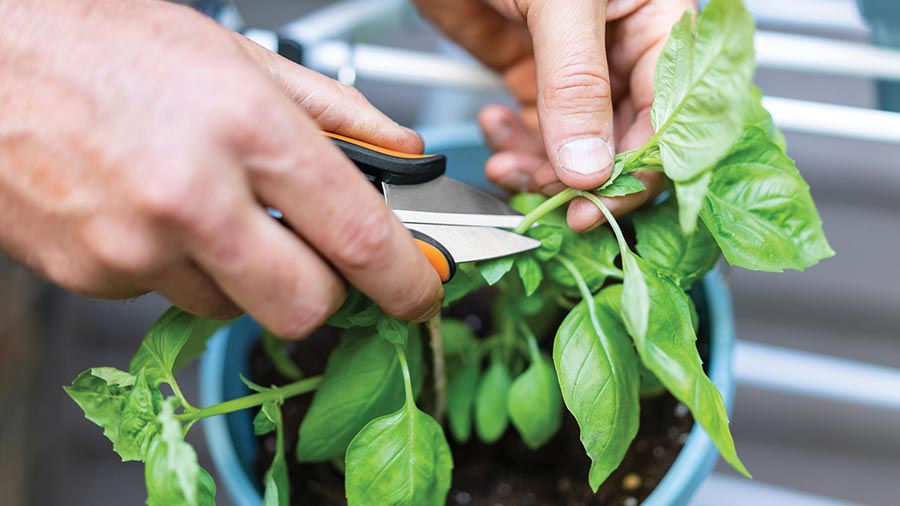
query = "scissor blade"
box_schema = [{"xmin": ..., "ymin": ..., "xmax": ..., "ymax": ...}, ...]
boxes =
[
  {"xmin": 404, "ymin": 223, "xmax": 540, "ymax": 264},
  {"xmin": 384, "ymin": 176, "xmax": 524, "ymax": 229}
]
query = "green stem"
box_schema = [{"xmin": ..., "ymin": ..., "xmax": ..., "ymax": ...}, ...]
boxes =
[
  {"xmin": 177, "ymin": 375, "xmax": 322, "ymax": 422},
  {"xmin": 514, "ymin": 188, "xmax": 579, "ymax": 234},
  {"xmin": 558, "ymin": 257, "xmax": 605, "ymax": 334},
  {"xmin": 517, "ymin": 321, "xmax": 541, "ymax": 363},
  {"xmin": 576, "ymin": 191, "xmax": 629, "ymax": 253},
  {"xmin": 168, "ymin": 375, "xmax": 195, "ymax": 411},
  {"xmin": 395, "ymin": 345, "xmax": 414, "ymax": 404},
  {"xmin": 427, "ymin": 315, "xmax": 446, "ymax": 423}
]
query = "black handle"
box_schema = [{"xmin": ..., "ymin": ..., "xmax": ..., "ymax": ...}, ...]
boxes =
[{"xmin": 323, "ymin": 132, "xmax": 446, "ymax": 185}]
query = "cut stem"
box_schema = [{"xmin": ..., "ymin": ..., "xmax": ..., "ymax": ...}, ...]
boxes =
[
  {"xmin": 514, "ymin": 188, "xmax": 579, "ymax": 234},
  {"xmin": 176, "ymin": 375, "xmax": 322, "ymax": 422},
  {"xmin": 427, "ymin": 314, "xmax": 447, "ymax": 423}
]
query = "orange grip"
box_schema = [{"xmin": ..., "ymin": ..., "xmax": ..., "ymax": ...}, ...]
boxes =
[
  {"xmin": 415, "ymin": 239, "xmax": 452, "ymax": 283},
  {"xmin": 321, "ymin": 131, "xmax": 431, "ymax": 159}
]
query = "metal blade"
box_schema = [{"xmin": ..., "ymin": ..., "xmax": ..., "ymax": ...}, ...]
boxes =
[
  {"xmin": 404, "ymin": 223, "xmax": 540, "ymax": 263},
  {"xmin": 383, "ymin": 176, "xmax": 524, "ymax": 229}
]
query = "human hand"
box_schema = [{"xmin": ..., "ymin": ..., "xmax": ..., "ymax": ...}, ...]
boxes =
[
  {"xmin": 411, "ymin": 0, "xmax": 693, "ymax": 230},
  {"xmin": 0, "ymin": 0, "xmax": 443, "ymax": 337}
]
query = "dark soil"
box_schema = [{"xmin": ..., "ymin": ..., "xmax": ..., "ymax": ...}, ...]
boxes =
[{"xmin": 249, "ymin": 287, "xmax": 708, "ymax": 506}]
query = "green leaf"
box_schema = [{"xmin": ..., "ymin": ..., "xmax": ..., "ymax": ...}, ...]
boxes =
[
  {"xmin": 446, "ymin": 360, "xmax": 479, "ymax": 443},
  {"xmin": 262, "ymin": 330, "xmax": 304, "ymax": 380},
  {"xmin": 377, "ymin": 315, "xmax": 410, "ymax": 347},
  {"xmin": 260, "ymin": 402, "xmax": 290, "ymax": 506},
  {"xmin": 620, "ymin": 250, "xmax": 650, "ymax": 342},
  {"xmin": 327, "ymin": 288, "xmax": 378, "ymax": 329},
  {"xmin": 254, "ymin": 408, "xmax": 277, "ymax": 436},
  {"xmin": 516, "ymin": 255, "xmax": 543, "ymax": 296},
  {"xmin": 595, "ymin": 175, "xmax": 646, "ymax": 197},
  {"xmin": 474, "ymin": 359, "xmax": 512, "ymax": 443},
  {"xmin": 620, "ymin": 255, "xmax": 750, "ymax": 477},
  {"xmin": 173, "ymin": 315, "xmax": 236, "ymax": 372},
  {"xmin": 651, "ymin": 0, "xmax": 755, "ymax": 232},
  {"xmin": 145, "ymin": 399, "xmax": 216, "ymax": 506},
  {"xmin": 130, "ymin": 307, "xmax": 193, "ymax": 393},
  {"xmin": 478, "ymin": 256, "xmax": 515, "ymax": 286},
  {"xmin": 296, "ymin": 330, "xmax": 422, "ymax": 461},
  {"xmin": 64, "ymin": 367, "xmax": 162, "ymax": 462},
  {"xmin": 554, "ymin": 265, "xmax": 641, "ymax": 490},
  {"xmin": 443, "ymin": 265, "xmax": 484, "ymax": 306},
  {"xmin": 547, "ymin": 226, "xmax": 620, "ymax": 292},
  {"xmin": 700, "ymin": 127, "xmax": 834, "ymax": 271},
  {"xmin": 634, "ymin": 198, "xmax": 720, "ymax": 288},
  {"xmin": 345, "ymin": 399, "xmax": 453, "ymax": 506},
  {"xmin": 746, "ymin": 85, "xmax": 786, "ymax": 151},
  {"xmin": 507, "ymin": 349, "xmax": 562, "ymax": 449},
  {"xmin": 441, "ymin": 318, "xmax": 478, "ymax": 358},
  {"xmin": 528, "ymin": 226, "xmax": 564, "ymax": 261}
]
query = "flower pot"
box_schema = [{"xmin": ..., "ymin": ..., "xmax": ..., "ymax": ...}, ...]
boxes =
[{"xmin": 199, "ymin": 124, "xmax": 737, "ymax": 506}]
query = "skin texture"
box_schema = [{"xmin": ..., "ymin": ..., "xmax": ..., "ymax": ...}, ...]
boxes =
[
  {"xmin": 0, "ymin": 0, "xmax": 444, "ymax": 338},
  {"xmin": 412, "ymin": 0, "xmax": 695, "ymax": 230}
]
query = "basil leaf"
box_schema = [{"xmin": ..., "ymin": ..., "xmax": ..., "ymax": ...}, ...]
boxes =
[
  {"xmin": 638, "ymin": 360, "xmax": 667, "ymax": 398},
  {"xmin": 634, "ymin": 198, "xmax": 720, "ymax": 288},
  {"xmin": 253, "ymin": 408, "xmax": 277, "ymax": 436},
  {"xmin": 446, "ymin": 360, "xmax": 479, "ymax": 443},
  {"xmin": 296, "ymin": 330, "xmax": 422, "ymax": 461},
  {"xmin": 377, "ymin": 315, "xmax": 410, "ymax": 347},
  {"xmin": 474, "ymin": 359, "xmax": 512, "ymax": 443},
  {"xmin": 517, "ymin": 255, "xmax": 543, "ymax": 296},
  {"xmin": 746, "ymin": 85, "xmax": 786, "ymax": 151},
  {"xmin": 528, "ymin": 226, "xmax": 564, "ymax": 261},
  {"xmin": 620, "ymin": 250, "xmax": 650, "ymax": 342},
  {"xmin": 260, "ymin": 402, "xmax": 290, "ymax": 506},
  {"xmin": 651, "ymin": 0, "xmax": 755, "ymax": 232},
  {"xmin": 327, "ymin": 288, "xmax": 377, "ymax": 329},
  {"xmin": 441, "ymin": 318, "xmax": 478, "ymax": 358},
  {"xmin": 64, "ymin": 367, "xmax": 162, "ymax": 462},
  {"xmin": 130, "ymin": 307, "xmax": 193, "ymax": 391},
  {"xmin": 443, "ymin": 265, "xmax": 483, "ymax": 306},
  {"xmin": 478, "ymin": 256, "xmax": 515, "ymax": 286},
  {"xmin": 555, "ymin": 283, "xmax": 640, "ymax": 490},
  {"xmin": 262, "ymin": 330, "xmax": 304, "ymax": 380},
  {"xmin": 345, "ymin": 399, "xmax": 453, "ymax": 506},
  {"xmin": 700, "ymin": 127, "xmax": 834, "ymax": 271},
  {"xmin": 146, "ymin": 399, "xmax": 216, "ymax": 506},
  {"xmin": 595, "ymin": 174, "xmax": 646, "ymax": 197},
  {"xmin": 507, "ymin": 350, "xmax": 562, "ymax": 449},
  {"xmin": 622, "ymin": 256, "xmax": 749, "ymax": 477},
  {"xmin": 174, "ymin": 315, "xmax": 236, "ymax": 372},
  {"xmin": 547, "ymin": 227, "xmax": 620, "ymax": 292}
]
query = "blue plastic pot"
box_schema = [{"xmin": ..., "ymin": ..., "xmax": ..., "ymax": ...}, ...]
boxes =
[{"xmin": 200, "ymin": 124, "xmax": 737, "ymax": 506}]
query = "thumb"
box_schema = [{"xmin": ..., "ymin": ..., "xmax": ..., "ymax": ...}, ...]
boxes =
[{"xmin": 528, "ymin": 0, "xmax": 614, "ymax": 190}]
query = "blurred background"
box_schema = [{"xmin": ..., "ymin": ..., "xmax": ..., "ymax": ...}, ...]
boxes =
[{"xmin": 1, "ymin": 0, "xmax": 898, "ymax": 505}]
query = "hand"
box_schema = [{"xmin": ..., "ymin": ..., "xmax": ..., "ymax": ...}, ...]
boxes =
[
  {"xmin": 0, "ymin": 0, "xmax": 443, "ymax": 337},
  {"xmin": 412, "ymin": 0, "xmax": 692, "ymax": 230}
]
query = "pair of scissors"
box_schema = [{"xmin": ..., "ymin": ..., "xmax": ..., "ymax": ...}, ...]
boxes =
[{"xmin": 272, "ymin": 132, "xmax": 540, "ymax": 283}]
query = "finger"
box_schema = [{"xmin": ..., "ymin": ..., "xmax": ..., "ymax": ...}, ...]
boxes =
[
  {"xmin": 187, "ymin": 202, "xmax": 347, "ymax": 340},
  {"xmin": 528, "ymin": 0, "xmax": 616, "ymax": 190},
  {"xmin": 153, "ymin": 262, "xmax": 241, "ymax": 320},
  {"xmin": 244, "ymin": 108, "xmax": 444, "ymax": 323},
  {"xmin": 478, "ymin": 104, "xmax": 543, "ymax": 155},
  {"xmin": 566, "ymin": 106, "xmax": 660, "ymax": 231},
  {"xmin": 566, "ymin": 169, "xmax": 665, "ymax": 231},
  {"xmin": 235, "ymin": 34, "xmax": 424, "ymax": 154},
  {"xmin": 411, "ymin": 0, "xmax": 532, "ymax": 70},
  {"xmin": 485, "ymin": 151, "xmax": 545, "ymax": 192}
]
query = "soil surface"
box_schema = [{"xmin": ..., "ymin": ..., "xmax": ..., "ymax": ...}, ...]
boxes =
[{"xmin": 249, "ymin": 287, "xmax": 709, "ymax": 506}]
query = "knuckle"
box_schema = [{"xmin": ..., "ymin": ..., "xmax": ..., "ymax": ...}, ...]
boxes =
[
  {"xmin": 545, "ymin": 62, "xmax": 612, "ymax": 109},
  {"xmin": 134, "ymin": 168, "xmax": 201, "ymax": 226},
  {"xmin": 80, "ymin": 218, "xmax": 162, "ymax": 277},
  {"xmin": 331, "ymin": 207, "xmax": 394, "ymax": 271},
  {"xmin": 271, "ymin": 299, "xmax": 334, "ymax": 340}
]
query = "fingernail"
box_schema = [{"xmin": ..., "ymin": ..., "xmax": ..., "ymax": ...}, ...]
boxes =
[{"xmin": 557, "ymin": 136, "xmax": 614, "ymax": 176}]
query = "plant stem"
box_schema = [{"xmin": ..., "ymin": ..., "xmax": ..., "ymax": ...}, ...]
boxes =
[
  {"xmin": 514, "ymin": 188, "xmax": 579, "ymax": 234},
  {"xmin": 176, "ymin": 375, "xmax": 322, "ymax": 422},
  {"xmin": 558, "ymin": 257, "xmax": 605, "ymax": 335},
  {"xmin": 395, "ymin": 345, "xmax": 415, "ymax": 405},
  {"xmin": 427, "ymin": 314, "xmax": 447, "ymax": 423},
  {"xmin": 576, "ymin": 191, "xmax": 629, "ymax": 253}
]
